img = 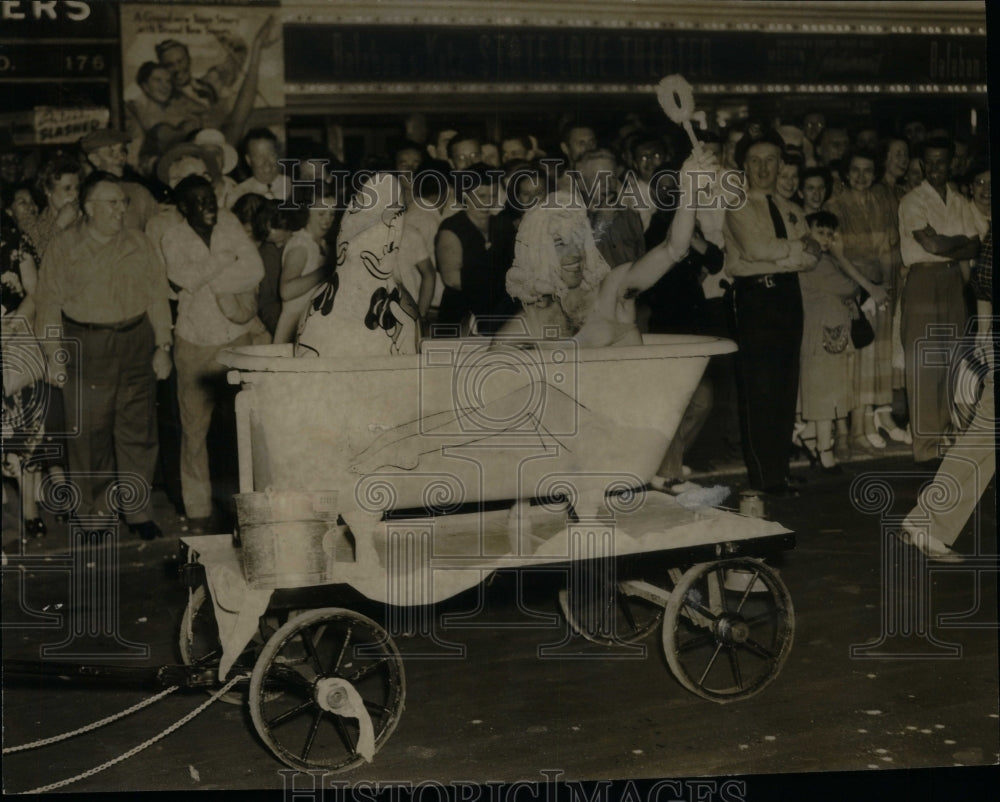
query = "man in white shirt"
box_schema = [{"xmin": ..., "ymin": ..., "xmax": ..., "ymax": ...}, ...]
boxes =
[
  {"xmin": 163, "ymin": 175, "xmax": 264, "ymax": 529},
  {"xmin": 898, "ymin": 137, "xmax": 980, "ymax": 463},
  {"xmin": 226, "ymin": 127, "xmax": 291, "ymax": 208}
]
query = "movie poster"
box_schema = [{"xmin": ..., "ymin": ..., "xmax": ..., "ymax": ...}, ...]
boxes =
[{"xmin": 119, "ymin": 1, "xmax": 283, "ymax": 173}]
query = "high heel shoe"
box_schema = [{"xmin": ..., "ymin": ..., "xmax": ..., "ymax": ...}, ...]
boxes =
[
  {"xmin": 24, "ymin": 518, "xmax": 47, "ymax": 538},
  {"xmin": 818, "ymin": 448, "xmax": 843, "ymax": 475}
]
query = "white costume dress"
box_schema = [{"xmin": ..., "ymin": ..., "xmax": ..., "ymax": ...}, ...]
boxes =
[{"xmin": 296, "ymin": 174, "xmax": 414, "ymax": 357}]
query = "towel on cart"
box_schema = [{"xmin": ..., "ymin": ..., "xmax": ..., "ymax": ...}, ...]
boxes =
[{"xmin": 183, "ymin": 536, "xmax": 273, "ymax": 680}]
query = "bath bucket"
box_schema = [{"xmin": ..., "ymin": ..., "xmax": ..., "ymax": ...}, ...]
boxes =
[{"xmin": 235, "ymin": 490, "xmax": 353, "ymax": 589}]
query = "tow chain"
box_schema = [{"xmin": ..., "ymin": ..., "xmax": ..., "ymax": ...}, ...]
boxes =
[
  {"xmin": 7, "ymin": 672, "xmax": 248, "ymax": 795},
  {"xmin": 3, "ymin": 686, "xmax": 180, "ymax": 754}
]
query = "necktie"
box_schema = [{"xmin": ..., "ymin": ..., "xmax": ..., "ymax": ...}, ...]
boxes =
[{"xmin": 766, "ymin": 195, "xmax": 787, "ymax": 239}]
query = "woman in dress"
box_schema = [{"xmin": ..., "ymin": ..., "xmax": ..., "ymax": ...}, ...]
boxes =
[
  {"xmin": 877, "ymin": 137, "xmax": 910, "ymax": 203},
  {"xmin": 272, "ymin": 198, "xmax": 335, "ymax": 345},
  {"xmin": 776, "ymin": 151, "xmax": 805, "ymax": 205},
  {"xmin": 796, "ymin": 210, "xmax": 860, "ymax": 473},
  {"xmin": 1, "ymin": 191, "xmax": 48, "ymax": 537},
  {"xmin": 32, "ymin": 157, "xmax": 82, "ymax": 260},
  {"xmin": 231, "ymin": 196, "xmax": 295, "ymax": 339},
  {"xmin": 6, "ymin": 182, "xmax": 42, "ymax": 250},
  {"xmin": 825, "ymin": 150, "xmax": 893, "ymax": 453}
]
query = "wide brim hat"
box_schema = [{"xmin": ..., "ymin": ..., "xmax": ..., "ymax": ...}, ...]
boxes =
[
  {"xmin": 156, "ymin": 142, "xmax": 221, "ymax": 186},
  {"xmin": 193, "ymin": 128, "xmax": 239, "ymax": 176}
]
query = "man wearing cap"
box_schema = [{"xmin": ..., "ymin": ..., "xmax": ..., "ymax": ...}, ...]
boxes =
[
  {"xmin": 80, "ymin": 129, "xmax": 159, "ymax": 231},
  {"xmin": 162, "ymin": 175, "xmax": 263, "ymax": 531},
  {"xmin": 35, "ymin": 173, "xmax": 173, "ymax": 539},
  {"xmin": 723, "ymin": 129, "xmax": 821, "ymax": 497}
]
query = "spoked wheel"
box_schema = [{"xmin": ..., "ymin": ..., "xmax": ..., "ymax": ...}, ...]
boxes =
[
  {"xmin": 558, "ymin": 561, "xmax": 674, "ymax": 645},
  {"xmin": 662, "ymin": 558, "xmax": 794, "ymax": 702},
  {"xmin": 249, "ymin": 607, "xmax": 405, "ymax": 772}
]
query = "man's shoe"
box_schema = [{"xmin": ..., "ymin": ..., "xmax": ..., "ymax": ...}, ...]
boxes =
[
  {"xmin": 129, "ymin": 521, "xmax": 163, "ymax": 541},
  {"xmin": 895, "ymin": 525, "xmax": 964, "ymax": 563}
]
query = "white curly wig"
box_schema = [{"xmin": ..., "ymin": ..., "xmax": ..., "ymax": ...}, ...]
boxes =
[{"xmin": 506, "ymin": 190, "xmax": 610, "ymax": 305}]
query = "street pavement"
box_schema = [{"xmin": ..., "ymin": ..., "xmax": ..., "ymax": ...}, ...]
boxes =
[{"xmin": 1, "ymin": 450, "xmax": 997, "ymax": 799}]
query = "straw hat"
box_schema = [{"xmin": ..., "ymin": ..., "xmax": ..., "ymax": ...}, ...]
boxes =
[
  {"xmin": 193, "ymin": 128, "xmax": 239, "ymax": 176},
  {"xmin": 156, "ymin": 142, "xmax": 221, "ymax": 187}
]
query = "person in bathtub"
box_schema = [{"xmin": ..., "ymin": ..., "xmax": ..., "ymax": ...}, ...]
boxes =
[
  {"xmin": 349, "ymin": 148, "xmax": 722, "ymax": 490},
  {"xmin": 496, "ymin": 146, "xmax": 717, "ymax": 347}
]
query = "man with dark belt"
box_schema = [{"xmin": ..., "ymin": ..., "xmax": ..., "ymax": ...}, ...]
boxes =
[
  {"xmin": 36, "ymin": 173, "xmax": 173, "ymax": 538},
  {"xmin": 723, "ymin": 129, "xmax": 821, "ymax": 497},
  {"xmin": 898, "ymin": 137, "xmax": 980, "ymax": 464}
]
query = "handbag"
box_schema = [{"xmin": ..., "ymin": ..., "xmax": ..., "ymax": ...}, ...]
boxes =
[{"xmin": 849, "ymin": 289, "xmax": 875, "ymax": 349}]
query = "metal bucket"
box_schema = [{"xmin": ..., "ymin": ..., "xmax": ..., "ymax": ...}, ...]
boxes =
[
  {"xmin": 739, "ymin": 490, "xmax": 766, "ymax": 519},
  {"xmin": 235, "ymin": 490, "xmax": 353, "ymax": 589}
]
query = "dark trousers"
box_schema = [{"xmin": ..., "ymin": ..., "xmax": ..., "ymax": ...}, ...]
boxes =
[
  {"xmin": 704, "ymin": 295, "xmax": 741, "ymax": 449},
  {"xmin": 63, "ymin": 317, "xmax": 158, "ymax": 522},
  {"xmin": 730, "ymin": 275, "xmax": 803, "ymax": 490}
]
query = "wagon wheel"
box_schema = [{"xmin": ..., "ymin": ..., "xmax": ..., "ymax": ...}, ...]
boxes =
[
  {"xmin": 249, "ymin": 607, "xmax": 405, "ymax": 772},
  {"xmin": 662, "ymin": 558, "xmax": 794, "ymax": 702},
  {"xmin": 558, "ymin": 563, "xmax": 676, "ymax": 645},
  {"xmin": 179, "ymin": 585, "xmax": 287, "ymax": 704}
]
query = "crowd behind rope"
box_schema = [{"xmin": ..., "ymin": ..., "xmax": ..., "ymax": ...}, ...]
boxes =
[{"xmin": 0, "ymin": 103, "xmax": 992, "ymax": 551}]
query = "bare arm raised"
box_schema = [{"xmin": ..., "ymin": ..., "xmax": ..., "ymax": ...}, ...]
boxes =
[{"xmin": 615, "ymin": 148, "xmax": 716, "ymax": 298}]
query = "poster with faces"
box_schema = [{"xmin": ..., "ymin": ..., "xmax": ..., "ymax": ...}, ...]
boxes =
[{"xmin": 119, "ymin": 2, "xmax": 284, "ymax": 166}]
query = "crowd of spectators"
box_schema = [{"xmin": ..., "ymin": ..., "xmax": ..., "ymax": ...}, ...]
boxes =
[{"xmin": 0, "ymin": 98, "xmax": 991, "ymax": 542}]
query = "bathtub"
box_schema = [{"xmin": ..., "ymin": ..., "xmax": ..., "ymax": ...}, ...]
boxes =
[{"xmin": 219, "ymin": 334, "xmax": 736, "ymax": 514}]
